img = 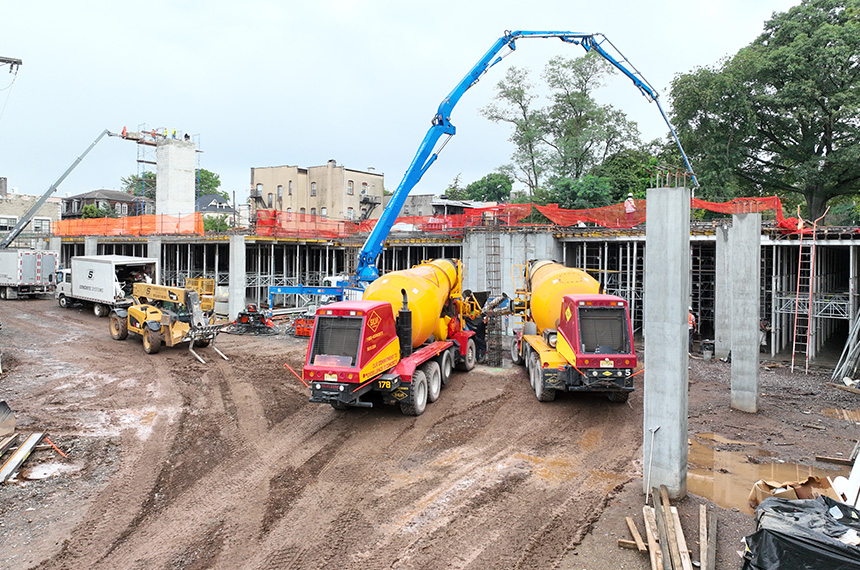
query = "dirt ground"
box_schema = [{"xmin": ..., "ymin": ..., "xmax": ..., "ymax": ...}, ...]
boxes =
[{"xmin": 0, "ymin": 298, "xmax": 858, "ymax": 569}]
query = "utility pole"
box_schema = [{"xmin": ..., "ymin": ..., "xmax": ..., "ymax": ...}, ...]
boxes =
[{"xmin": 0, "ymin": 57, "xmax": 22, "ymax": 73}]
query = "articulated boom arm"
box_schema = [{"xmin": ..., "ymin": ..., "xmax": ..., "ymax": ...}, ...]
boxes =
[{"xmin": 353, "ymin": 30, "xmax": 697, "ymax": 285}]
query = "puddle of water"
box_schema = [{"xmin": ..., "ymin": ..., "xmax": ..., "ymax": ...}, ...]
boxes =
[
  {"xmin": 20, "ymin": 462, "xmax": 80, "ymax": 480},
  {"xmin": 513, "ymin": 452, "xmax": 579, "ymax": 482},
  {"xmin": 822, "ymin": 408, "xmax": 860, "ymax": 423},
  {"xmin": 687, "ymin": 435, "xmax": 848, "ymax": 513}
]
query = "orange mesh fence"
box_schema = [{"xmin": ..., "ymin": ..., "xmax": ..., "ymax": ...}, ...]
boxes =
[
  {"xmin": 53, "ymin": 213, "xmax": 204, "ymax": 236},
  {"xmin": 255, "ymin": 197, "xmax": 797, "ymax": 238}
]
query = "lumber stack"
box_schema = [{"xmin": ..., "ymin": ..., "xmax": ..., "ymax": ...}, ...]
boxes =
[{"xmin": 617, "ymin": 485, "xmax": 716, "ymax": 570}]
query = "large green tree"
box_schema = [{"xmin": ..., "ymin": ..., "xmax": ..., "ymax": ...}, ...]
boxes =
[
  {"xmin": 670, "ymin": 0, "xmax": 860, "ymax": 217},
  {"xmin": 483, "ymin": 52, "xmax": 641, "ymax": 198},
  {"xmin": 465, "ymin": 173, "xmax": 513, "ymax": 202}
]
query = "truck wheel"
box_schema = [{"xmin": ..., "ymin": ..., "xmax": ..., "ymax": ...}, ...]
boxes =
[
  {"xmin": 533, "ymin": 362, "xmax": 556, "ymax": 402},
  {"xmin": 607, "ymin": 392, "xmax": 629, "ymax": 403},
  {"xmin": 58, "ymin": 294, "xmax": 70, "ymax": 309},
  {"xmin": 527, "ymin": 351, "xmax": 539, "ymax": 389},
  {"xmin": 456, "ymin": 338, "xmax": 477, "ymax": 371},
  {"xmin": 193, "ymin": 339, "xmax": 211, "ymax": 348},
  {"xmin": 330, "ymin": 401, "xmax": 348, "ymax": 411},
  {"xmin": 110, "ymin": 314, "xmax": 128, "ymax": 340},
  {"xmin": 93, "ymin": 303, "xmax": 110, "ymax": 318},
  {"xmin": 422, "ymin": 361, "xmax": 441, "ymax": 403},
  {"xmin": 510, "ymin": 336, "xmax": 523, "ymax": 365},
  {"xmin": 0, "ymin": 287, "xmax": 6, "ymax": 300},
  {"xmin": 439, "ymin": 349, "xmax": 454, "ymax": 386},
  {"xmin": 142, "ymin": 328, "xmax": 162, "ymax": 354},
  {"xmin": 400, "ymin": 369, "xmax": 428, "ymax": 416}
]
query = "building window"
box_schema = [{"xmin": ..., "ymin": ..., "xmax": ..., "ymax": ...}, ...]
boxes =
[
  {"xmin": 288, "ymin": 181, "xmax": 293, "ymax": 196},
  {"xmin": 62, "ymin": 201, "xmax": 68, "ymax": 213},
  {"xmin": 0, "ymin": 216, "xmax": 17, "ymax": 231},
  {"xmin": 311, "ymin": 182, "xmax": 317, "ymax": 197},
  {"xmin": 267, "ymin": 193, "xmax": 273, "ymax": 208},
  {"xmin": 122, "ymin": 204, "xmax": 129, "ymax": 216},
  {"xmin": 277, "ymin": 185, "xmax": 283, "ymax": 203},
  {"xmin": 32, "ymin": 218, "xmax": 50, "ymax": 233},
  {"xmin": 321, "ymin": 207, "xmax": 327, "ymax": 218},
  {"xmin": 300, "ymin": 208, "xmax": 306, "ymax": 215},
  {"xmin": 73, "ymin": 200, "xmax": 80, "ymax": 212},
  {"xmin": 361, "ymin": 182, "xmax": 368, "ymax": 195},
  {"xmin": 287, "ymin": 207, "xmax": 292, "ymax": 214},
  {"xmin": 347, "ymin": 207, "xmax": 354, "ymax": 220},
  {"xmin": 310, "ymin": 208, "xmax": 316, "ymax": 216},
  {"xmin": 347, "ymin": 180, "xmax": 354, "ymax": 195},
  {"xmin": 256, "ymin": 183, "xmax": 263, "ymax": 196}
]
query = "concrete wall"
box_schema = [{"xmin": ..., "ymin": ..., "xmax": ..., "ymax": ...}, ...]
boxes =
[
  {"xmin": 730, "ymin": 213, "xmax": 761, "ymax": 412},
  {"xmin": 156, "ymin": 139, "xmax": 196, "ymax": 217},
  {"xmin": 715, "ymin": 223, "xmax": 731, "ymax": 359}
]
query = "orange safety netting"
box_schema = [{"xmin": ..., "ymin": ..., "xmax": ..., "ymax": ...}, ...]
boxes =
[
  {"xmin": 256, "ymin": 197, "xmax": 796, "ymax": 238},
  {"xmin": 53, "ymin": 213, "xmax": 204, "ymax": 236}
]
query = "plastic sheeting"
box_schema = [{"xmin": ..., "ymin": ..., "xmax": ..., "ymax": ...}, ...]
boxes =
[{"xmin": 742, "ymin": 496, "xmax": 860, "ymax": 570}]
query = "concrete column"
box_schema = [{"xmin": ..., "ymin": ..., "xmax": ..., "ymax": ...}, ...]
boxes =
[
  {"xmin": 715, "ymin": 223, "xmax": 731, "ymax": 359},
  {"xmin": 730, "ymin": 213, "xmax": 761, "ymax": 412},
  {"xmin": 228, "ymin": 235, "xmax": 246, "ymax": 320},
  {"xmin": 147, "ymin": 237, "xmax": 163, "ymax": 284},
  {"xmin": 84, "ymin": 236, "xmax": 99, "ymax": 256},
  {"xmin": 643, "ymin": 186, "xmax": 690, "ymax": 499},
  {"xmin": 156, "ymin": 139, "xmax": 196, "ymax": 217},
  {"xmin": 48, "ymin": 237, "xmax": 62, "ymax": 253}
]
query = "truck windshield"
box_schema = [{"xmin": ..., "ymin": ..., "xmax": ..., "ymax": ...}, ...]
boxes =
[
  {"xmin": 310, "ymin": 316, "xmax": 362, "ymax": 367},
  {"xmin": 578, "ymin": 307, "xmax": 629, "ymax": 354}
]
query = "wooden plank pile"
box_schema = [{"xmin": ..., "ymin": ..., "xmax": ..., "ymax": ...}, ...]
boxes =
[{"xmin": 618, "ymin": 485, "xmax": 717, "ymax": 570}]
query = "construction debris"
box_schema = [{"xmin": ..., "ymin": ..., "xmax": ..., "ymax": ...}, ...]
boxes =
[
  {"xmin": 0, "ymin": 432, "xmax": 45, "ymax": 482},
  {"xmin": 222, "ymin": 304, "xmax": 280, "ymax": 335},
  {"xmin": 0, "ymin": 401, "xmax": 14, "ymax": 436}
]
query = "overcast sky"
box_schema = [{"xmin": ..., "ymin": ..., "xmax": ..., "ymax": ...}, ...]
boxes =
[{"xmin": 1, "ymin": 0, "xmax": 800, "ymax": 206}]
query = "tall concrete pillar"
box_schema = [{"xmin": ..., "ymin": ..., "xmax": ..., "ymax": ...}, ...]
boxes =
[
  {"xmin": 156, "ymin": 139, "xmax": 196, "ymax": 217},
  {"xmin": 643, "ymin": 186, "xmax": 690, "ymax": 499},
  {"xmin": 48, "ymin": 237, "xmax": 62, "ymax": 253},
  {"xmin": 146, "ymin": 237, "xmax": 163, "ymax": 284},
  {"xmin": 730, "ymin": 213, "xmax": 761, "ymax": 412},
  {"xmin": 715, "ymin": 223, "xmax": 731, "ymax": 359},
  {"xmin": 84, "ymin": 236, "xmax": 99, "ymax": 256},
  {"xmin": 228, "ymin": 235, "xmax": 246, "ymax": 320}
]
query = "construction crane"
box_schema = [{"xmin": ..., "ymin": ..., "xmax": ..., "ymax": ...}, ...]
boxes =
[
  {"xmin": 351, "ymin": 30, "xmax": 698, "ymax": 286},
  {"xmin": 0, "ymin": 129, "xmax": 118, "ymax": 249}
]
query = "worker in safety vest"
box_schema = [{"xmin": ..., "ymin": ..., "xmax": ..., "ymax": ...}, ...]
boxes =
[{"xmin": 688, "ymin": 307, "xmax": 697, "ymax": 353}]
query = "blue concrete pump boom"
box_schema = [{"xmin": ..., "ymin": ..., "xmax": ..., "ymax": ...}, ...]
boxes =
[{"xmin": 353, "ymin": 30, "xmax": 697, "ymax": 285}]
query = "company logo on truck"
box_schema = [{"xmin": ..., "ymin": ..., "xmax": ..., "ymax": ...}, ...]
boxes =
[{"xmin": 367, "ymin": 311, "xmax": 381, "ymax": 332}]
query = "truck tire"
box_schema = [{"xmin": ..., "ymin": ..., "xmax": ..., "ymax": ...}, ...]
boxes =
[
  {"xmin": 330, "ymin": 401, "xmax": 348, "ymax": 410},
  {"xmin": 0, "ymin": 287, "xmax": 6, "ymax": 300},
  {"xmin": 527, "ymin": 350, "xmax": 538, "ymax": 388},
  {"xmin": 456, "ymin": 338, "xmax": 476, "ymax": 371},
  {"xmin": 533, "ymin": 362, "xmax": 556, "ymax": 402},
  {"xmin": 510, "ymin": 336, "xmax": 523, "ymax": 365},
  {"xmin": 422, "ymin": 361, "xmax": 441, "ymax": 403},
  {"xmin": 439, "ymin": 349, "xmax": 454, "ymax": 386},
  {"xmin": 400, "ymin": 369, "xmax": 428, "ymax": 416},
  {"xmin": 143, "ymin": 328, "xmax": 163, "ymax": 354},
  {"xmin": 607, "ymin": 392, "xmax": 629, "ymax": 403},
  {"xmin": 110, "ymin": 314, "xmax": 128, "ymax": 340},
  {"xmin": 58, "ymin": 294, "xmax": 70, "ymax": 309},
  {"xmin": 93, "ymin": 303, "xmax": 110, "ymax": 318}
]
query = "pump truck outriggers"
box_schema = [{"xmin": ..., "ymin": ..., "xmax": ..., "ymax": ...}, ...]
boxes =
[
  {"xmin": 505, "ymin": 260, "xmax": 637, "ymax": 402},
  {"xmin": 305, "ymin": 259, "xmax": 475, "ymax": 416}
]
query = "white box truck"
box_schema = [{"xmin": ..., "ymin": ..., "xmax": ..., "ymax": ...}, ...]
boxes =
[
  {"xmin": 0, "ymin": 249, "xmax": 59, "ymax": 299},
  {"xmin": 56, "ymin": 255, "xmax": 160, "ymax": 317}
]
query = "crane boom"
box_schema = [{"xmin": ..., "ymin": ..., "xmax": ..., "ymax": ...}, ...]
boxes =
[
  {"xmin": 353, "ymin": 30, "xmax": 697, "ymax": 284},
  {"xmin": 1, "ymin": 129, "xmax": 117, "ymax": 249}
]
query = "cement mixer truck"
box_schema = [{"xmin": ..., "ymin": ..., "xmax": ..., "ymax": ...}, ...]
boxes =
[
  {"xmin": 304, "ymin": 259, "xmax": 476, "ymax": 415},
  {"xmin": 507, "ymin": 260, "xmax": 637, "ymax": 403}
]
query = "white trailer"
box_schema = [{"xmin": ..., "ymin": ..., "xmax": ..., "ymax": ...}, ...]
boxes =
[
  {"xmin": 0, "ymin": 249, "xmax": 59, "ymax": 299},
  {"xmin": 56, "ymin": 255, "xmax": 160, "ymax": 317}
]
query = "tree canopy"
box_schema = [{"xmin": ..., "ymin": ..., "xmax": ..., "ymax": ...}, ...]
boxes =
[{"xmin": 670, "ymin": 0, "xmax": 860, "ymax": 218}]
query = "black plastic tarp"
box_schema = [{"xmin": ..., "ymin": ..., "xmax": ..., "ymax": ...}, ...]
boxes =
[{"xmin": 742, "ymin": 496, "xmax": 860, "ymax": 569}]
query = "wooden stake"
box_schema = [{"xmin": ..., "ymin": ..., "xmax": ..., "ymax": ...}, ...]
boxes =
[
  {"xmin": 699, "ymin": 504, "xmax": 708, "ymax": 570},
  {"xmin": 671, "ymin": 506, "xmax": 693, "ymax": 570},
  {"xmin": 643, "ymin": 505, "xmax": 663, "ymax": 570},
  {"xmin": 659, "ymin": 485, "xmax": 683, "ymax": 570}
]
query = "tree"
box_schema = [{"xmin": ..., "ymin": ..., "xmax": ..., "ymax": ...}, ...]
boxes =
[
  {"xmin": 81, "ymin": 204, "xmax": 111, "ymax": 219},
  {"xmin": 196, "ymin": 168, "xmax": 228, "ymax": 200},
  {"xmin": 670, "ymin": 0, "xmax": 860, "ymax": 218},
  {"xmin": 464, "ymin": 172, "xmax": 513, "ymax": 202},
  {"xmin": 443, "ymin": 174, "xmax": 468, "ymax": 200},
  {"xmin": 204, "ymin": 214, "xmax": 231, "ymax": 232},
  {"xmin": 122, "ymin": 171, "xmax": 157, "ymax": 200},
  {"xmin": 545, "ymin": 175, "xmax": 614, "ymax": 210}
]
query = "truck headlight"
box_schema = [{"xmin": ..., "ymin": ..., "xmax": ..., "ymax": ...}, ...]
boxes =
[
  {"xmin": 315, "ymin": 383, "xmax": 321, "ymax": 390},
  {"xmin": 547, "ymin": 332, "xmax": 557, "ymax": 348}
]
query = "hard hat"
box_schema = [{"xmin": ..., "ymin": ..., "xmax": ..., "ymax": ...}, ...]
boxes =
[
  {"xmin": 628, "ymin": 193, "xmax": 634, "ymax": 198},
  {"xmin": 689, "ymin": 306, "xmax": 693, "ymax": 312}
]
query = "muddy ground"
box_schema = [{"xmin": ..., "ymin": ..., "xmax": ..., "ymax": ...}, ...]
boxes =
[{"xmin": 0, "ymin": 298, "xmax": 857, "ymax": 569}]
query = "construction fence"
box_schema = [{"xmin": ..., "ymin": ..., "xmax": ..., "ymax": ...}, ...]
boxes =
[{"xmin": 50, "ymin": 197, "xmax": 813, "ymax": 239}]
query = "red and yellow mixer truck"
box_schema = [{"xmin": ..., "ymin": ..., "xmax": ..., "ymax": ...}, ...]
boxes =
[
  {"xmin": 303, "ymin": 259, "xmax": 476, "ymax": 415},
  {"xmin": 508, "ymin": 260, "xmax": 637, "ymax": 403}
]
